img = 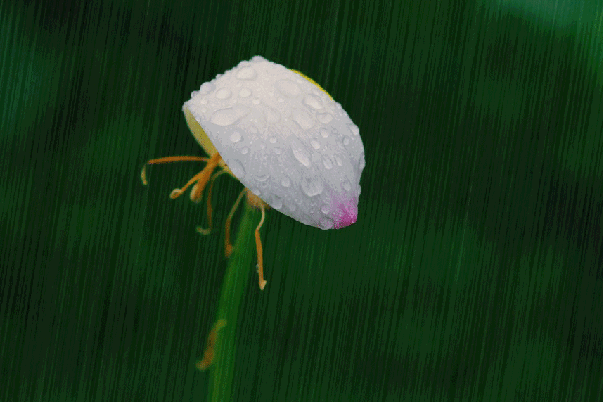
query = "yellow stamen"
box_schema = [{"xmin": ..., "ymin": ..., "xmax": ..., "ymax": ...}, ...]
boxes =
[
  {"xmin": 224, "ymin": 188, "xmax": 246, "ymax": 258},
  {"xmin": 195, "ymin": 319, "xmax": 227, "ymax": 371},
  {"xmin": 196, "ymin": 170, "xmax": 227, "ymax": 235},
  {"xmin": 255, "ymin": 204, "xmax": 267, "ymax": 290},
  {"xmin": 169, "ymin": 153, "xmax": 221, "ymax": 200},
  {"xmin": 141, "ymin": 156, "xmax": 210, "ymax": 185}
]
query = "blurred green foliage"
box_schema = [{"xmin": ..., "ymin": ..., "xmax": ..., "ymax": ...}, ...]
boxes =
[{"xmin": 1, "ymin": 0, "xmax": 602, "ymax": 401}]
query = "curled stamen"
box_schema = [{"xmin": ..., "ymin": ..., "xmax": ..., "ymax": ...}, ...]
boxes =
[
  {"xmin": 224, "ymin": 188, "xmax": 246, "ymax": 258},
  {"xmin": 196, "ymin": 170, "xmax": 227, "ymax": 235},
  {"xmin": 255, "ymin": 204, "xmax": 267, "ymax": 290},
  {"xmin": 140, "ymin": 156, "xmax": 210, "ymax": 185},
  {"xmin": 170, "ymin": 188, "xmax": 184, "ymax": 198},
  {"xmin": 195, "ymin": 319, "xmax": 227, "ymax": 371},
  {"xmin": 141, "ymin": 166, "xmax": 149, "ymax": 185},
  {"xmin": 168, "ymin": 153, "xmax": 222, "ymax": 200}
]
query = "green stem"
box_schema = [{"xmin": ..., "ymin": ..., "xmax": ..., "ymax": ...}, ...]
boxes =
[{"xmin": 210, "ymin": 202, "xmax": 257, "ymax": 402}]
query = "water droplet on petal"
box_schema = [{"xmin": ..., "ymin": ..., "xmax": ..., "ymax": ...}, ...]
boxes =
[
  {"xmin": 350, "ymin": 124, "xmax": 360, "ymax": 136},
  {"xmin": 321, "ymin": 205, "xmax": 330, "ymax": 214},
  {"xmin": 210, "ymin": 106, "xmax": 249, "ymax": 126},
  {"xmin": 303, "ymin": 94, "xmax": 323, "ymax": 110},
  {"xmin": 269, "ymin": 137, "xmax": 277, "ymax": 144},
  {"xmin": 291, "ymin": 138, "xmax": 311, "ymax": 167},
  {"xmin": 228, "ymin": 159, "xmax": 246, "ymax": 179},
  {"xmin": 199, "ymin": 82, "xmax": 215, "ymax": 95},
  {"xmin": 317, "ymin": 113, "xmax": 333, "ymax": 124},
  {"xmin": 272, "ymin": 196, "xmax": 283, "ymax": 209},
  {"xmin": 252, "ymin": 98, "xmax": 260, "ymax": 105},
  {"xmin": 322, "ymin": 155, "xmax": 333, "ymax": 169},
  {"xmin": 241, "ymin": 147, "xmax": 249, "ymax": 155},
  {"xmin": 274, "ymin": 147, "xmax": 282, "ymax": 155},
  {"xmin": 255, "ymin": 174, "xmax": 269, "ymax": 182},
  {"xmin": 335, "ymin": 155, "xmax": 343, "ymax": 166},
  {"xmin": 319, "ymin": 218, "xmax": 334, "ymax": 230},
  {"xmin": 342, "ymin": 180, "xmax": 351, "ymax": 191},
  {"xmin": 281, "ymin": 177, "xmax": 291, "ymax": 187},
  {"xmin": 230, "ymin": 132, "xmax": 241, "ymax": 143},
  {"xmin": 236, "ymin": 66, "xmax": 257, "ymax": 80},
  {"xmin": 320, "ymin": 128, "xmax": 329, "ymax": 138},
  {"xmin": 358, "ymin": 151, "xmax": 365, "ymax": 171},
  {"xmin": 311, "ymin": 140, "xmax": 320, "ymax": 149},
  {"xmin": 301, "ymin": 176, "xmax": 323, "ymax": 197},
  {"xmin": 216, "ymin": 88, "xmax": 232, "ymax": 99},
  {"xmin": 239, "ymin": 88, "xmax": 252, "ymax": 98},
  {"xmin": 292, "ymin": 109, "xmax": 314, "ymax": 130},
  {"xmin": 343, "ymin": 137, "xmax": 350, "ymax": 146},
  {"xmin": 276, "ymin": 79, "xmax": 301, "ymax": 97}
]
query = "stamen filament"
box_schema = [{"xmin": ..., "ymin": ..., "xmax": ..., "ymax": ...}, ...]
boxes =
[
  {"xmin": 170, "ymin": 153, "xmax": 222, "ymax": 200},
  {"xmin": 196, "ymin": 170, "xmax": 227, "ymax": 235},
  {"xmin": 141, "ymin": 156, "xmax": 210, "ymax": 185},
  {"xmin": 224, "ymin": 188, "xmax": 246, "ymax": 258},
  {"xmin": 195, "ymin": 319, "xmax": 227, "ymax": 371},
  {"xmin": 255, "ymin": 204, "xmax": 267, "ymax": 290}
]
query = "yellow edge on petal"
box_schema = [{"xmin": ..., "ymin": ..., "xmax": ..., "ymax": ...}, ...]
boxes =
[
  {"xmin": 290, "ymin": 69, "xmax": 334, "ymax": 100},
  {"xmin": 183, "ymin": 107, "xmax": 234, "ymax": 176}
]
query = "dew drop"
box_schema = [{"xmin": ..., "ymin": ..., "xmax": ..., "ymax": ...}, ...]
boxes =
[
  {"xmin": 281, "ymin": 177, "xmax": 291, "ymax": 187},
  {"xmin": 263, "ymin": 106, "xmax": 281, "ymax": 123},
  {"xmin": 335, "ymin": 155, "xmax": 343, "ymax": 166},
  {"xmin": 320, "ymin": 128, "xmax": 329, "ymax": 138},
  {"xmin": 229, "ymin": 132, "xmax": 241, "ymax": 143},
  {"xmin": 252, "ymin": 98, "xmax": 260, "ymax": 105},
  {"xmin": 288, "ymin": 203, "xmax": 296, "ymax": 212},
  {"xmin": 199, "ymin": 82, "xmax": 215, "ymax": 95},
  {"xmin": 228, "ymin": 159, "xmax": 246, "ymax": 179},
  {"xmin": 303, "ymin": 94, "xmax": 323, "ymax": 110},
  {"xmin": 236, "ymin": 66, "xmax": 257, "ymax": 80},
  {"xmin": 291, "ymin": 139, "xmax": 311, "ymax": 167},
  {"xmin": 274, "ymin": 147, "xmax": 282, "ymax": 155},
  {"xmin": 319, "ymin": 218, "xmax": 334, "ymax": 230},
  {"xmin": 301, "ymin": 177, "xmax": 323, "ymax": 197},
  {"xmin": 216, "ymin": 88, "xmax": 232, "ymax": 99},
  {"xmin": 241, "ymin": 147, "xmax": 249, "ymax": 155},
  {"xmin": 322, "ymin": 155, "xmax": 333, "ymax": 170},
  {"xmin": 269, "ymin": 137, "xmax": 277, "ymax": 144},
  {"xmin": 342, "ymin": 180, "xmax": 351, "ymax": 191},
  {"xmin": 343, "ymin": 137, "xmax": 350, "ymax": 146},
  {"xmin": 317, "ymin": 113, "xmax": 333, "ymax": 124},
  {"xmin": 276, "ymin": 79, "xmax": 301, "ymax": 97},
  {"xmin": 210, "ymin": 106, "xmax": 249, "ymax": 126},
  {"xmin": 321, "ymin": 205, "xmax": 330, "ymax": 214},
  {"xmin": 239, "ymin": 88, "xmax": 252, "ymax": 98},
  {"xmin": 271, "ymin": 196, "xmax": 283, "ymax": 209},
  {"xmin": 292, "ymin": 109, "xmax": 314, "ymax": 130},
  {"xmin": 311, "ymin": 140, "xmax": 320, "ymax": 150},
  {"xmin": 358, "ymin": 151, "xmax": 365, "ymax": 171},
  {"xmin": 255, "ymin": 174, "xmax": 269, "ymax": 182},
  {"xmin": 350, "ymin": 124, "xmax": 360, "ymax": 136}
]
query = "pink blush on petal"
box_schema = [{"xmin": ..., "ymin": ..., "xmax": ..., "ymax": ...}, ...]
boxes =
[{"xmin": 330, "ymin": 193, "xmax": 358, "ymax": 229}]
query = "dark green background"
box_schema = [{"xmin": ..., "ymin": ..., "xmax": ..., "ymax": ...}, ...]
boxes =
[{"xmin": 2, "ymin": 0, "xmax": 602, "ymax": 400}]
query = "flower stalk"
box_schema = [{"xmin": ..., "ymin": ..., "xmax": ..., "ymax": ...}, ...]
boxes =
[{"xmin": 208, "ymin": 201, "xmax": 257, "ymax": 402}]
